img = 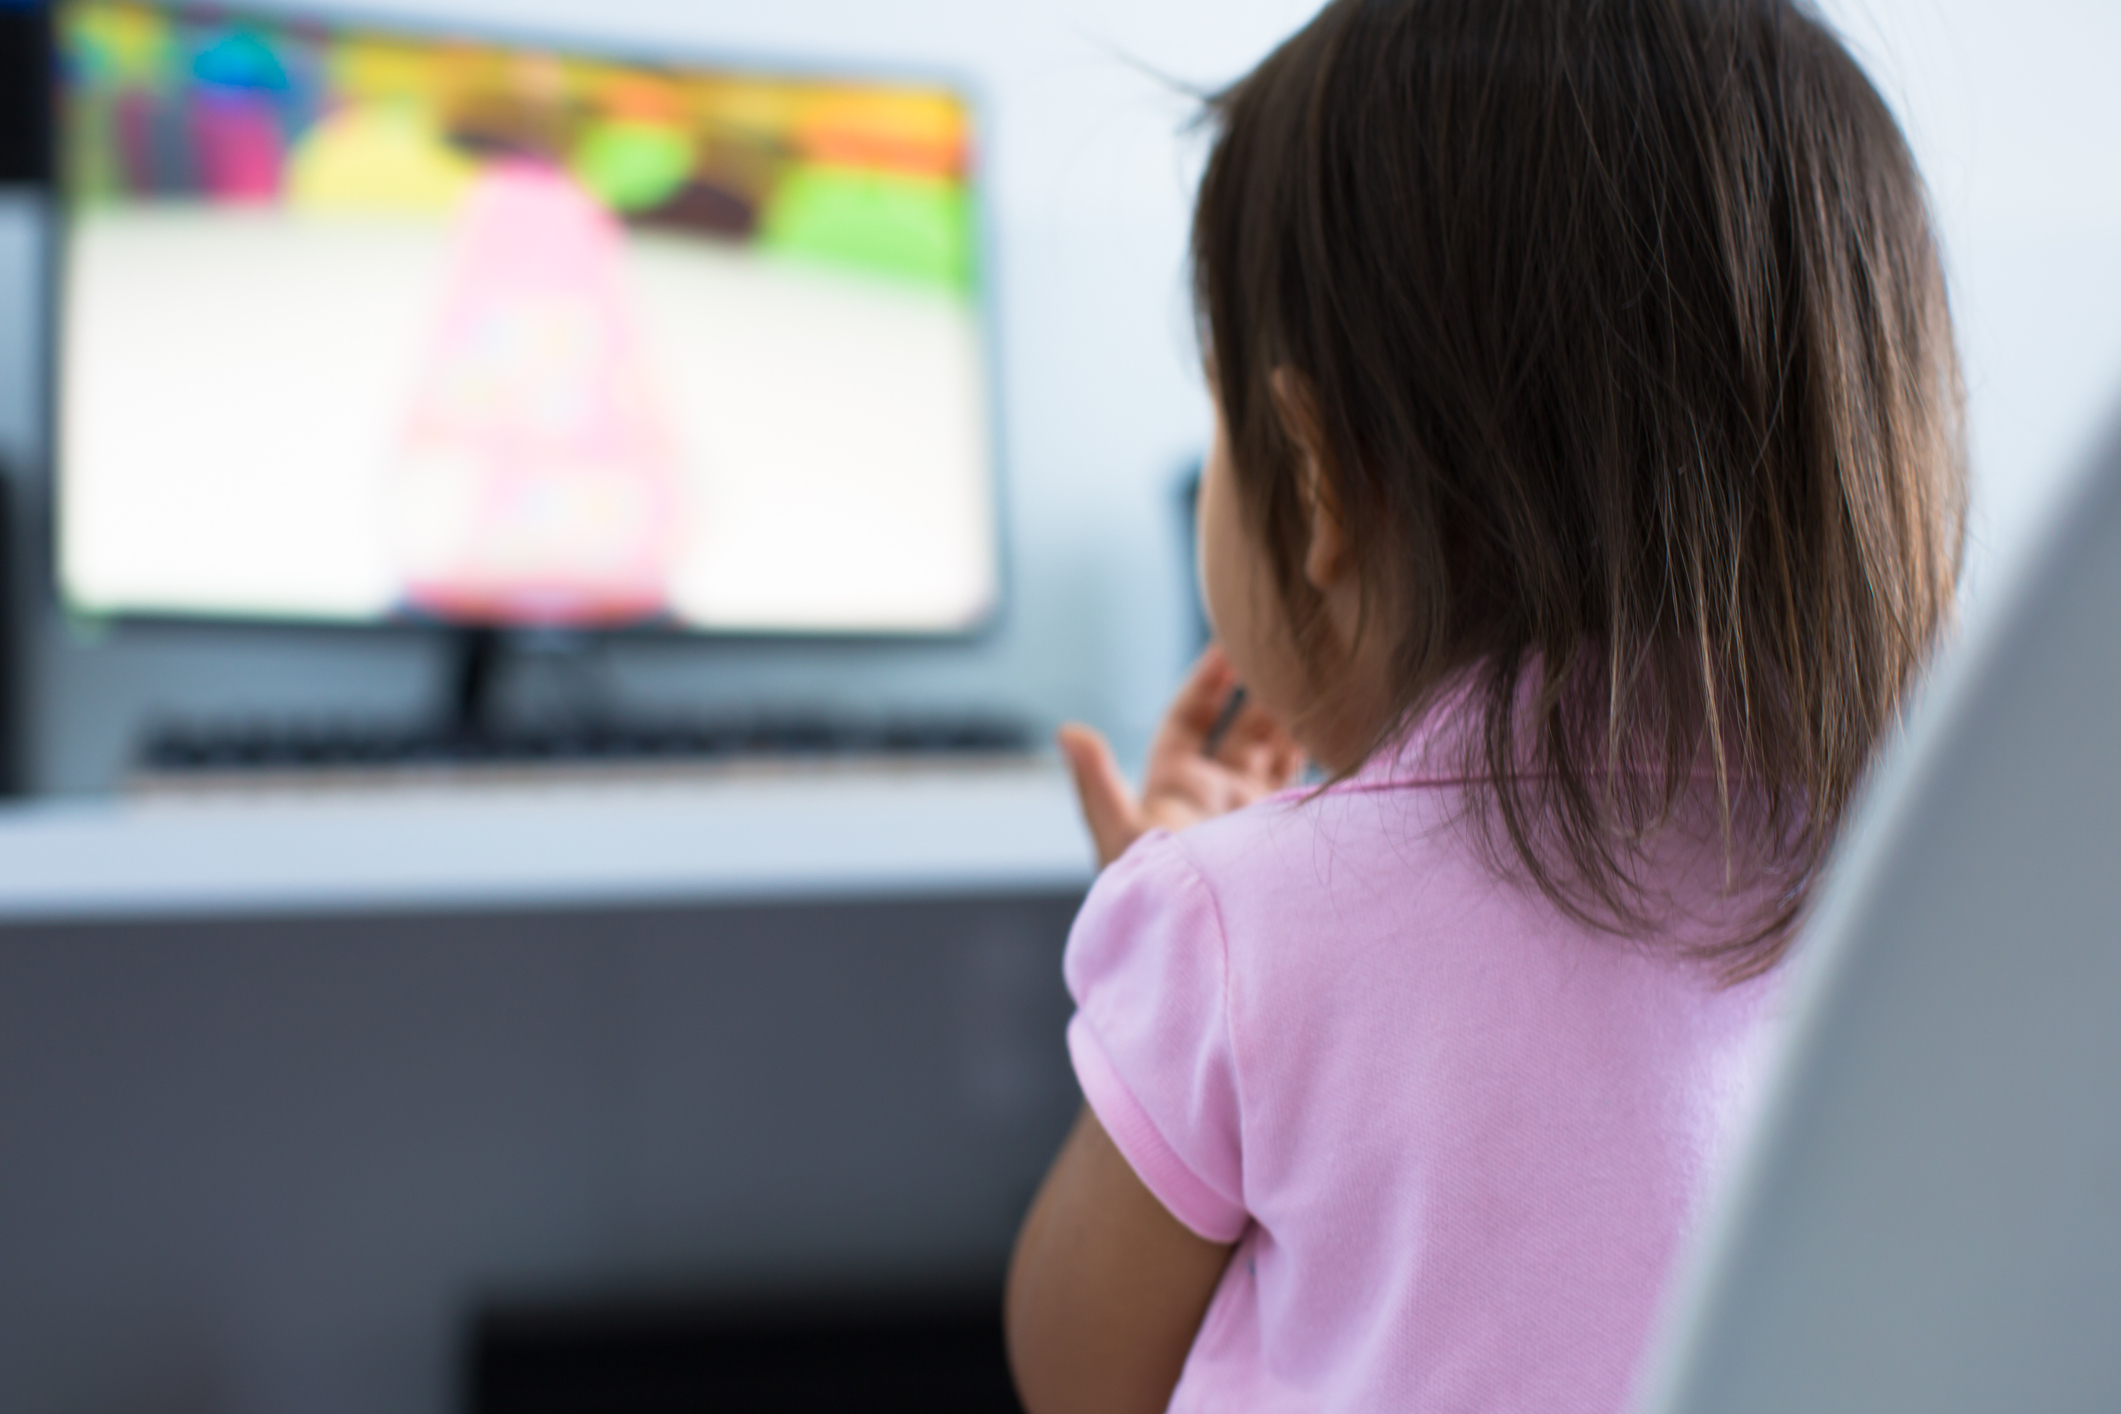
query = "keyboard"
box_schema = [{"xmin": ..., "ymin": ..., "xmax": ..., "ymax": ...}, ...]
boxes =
[{"xmin": 137, "ymin": 714, "xmax": 1032, "ymax": 778}]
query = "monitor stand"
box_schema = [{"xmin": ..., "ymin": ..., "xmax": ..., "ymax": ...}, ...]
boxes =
[{"xmin": 444, "ymin": 626, "xmax": 507, "ymax": 750}]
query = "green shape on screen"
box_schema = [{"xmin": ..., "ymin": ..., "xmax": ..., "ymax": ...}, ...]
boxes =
[
  {"xmin": 572, "ymin": 121, "xmax": 696, "ymax": 213},
  {"xmin": 68, "ymin": 2, "xmax": 176, "ymax": 88},
  {"xmin": 761, "ymin": 165, "xmax": 973, "ymax": 294}
]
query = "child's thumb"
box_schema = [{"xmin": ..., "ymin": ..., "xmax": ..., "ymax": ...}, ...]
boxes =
[{"xmin": 1056, "ymin": 724, "xmax": 1141, "ymax": 868}]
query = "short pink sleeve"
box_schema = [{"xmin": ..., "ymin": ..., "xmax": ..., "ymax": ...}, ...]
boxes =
[{"xmin": 1063, "ymin": 830, "xmax": 1247, "ymax": 1242}]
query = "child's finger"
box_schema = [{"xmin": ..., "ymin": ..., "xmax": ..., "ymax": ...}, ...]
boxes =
[
  {"xmin": 1161, "ymin": 647, "xmax": 1239, "ymax": 751},
  {"xmin": 1210, "ymin": 695, "xmax": 1294, "ymax": 766},
  {"xmin": 1248, "ymin": 738, "xmax": 1291, "ymax": 782},
  {"xmin": 1057, "ymin": 724, "xmax": 1143, "ymax": 867}
]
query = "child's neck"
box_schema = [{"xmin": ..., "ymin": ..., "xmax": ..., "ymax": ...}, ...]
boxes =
[{"xmin": 1290, "ymin": 645, "xmax": 1402, "ymax": 777}]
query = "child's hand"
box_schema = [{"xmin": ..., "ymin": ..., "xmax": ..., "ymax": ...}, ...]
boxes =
[{"xmin": 1058, "ymin": 645, "xmax": 1305, "ymax": 868}]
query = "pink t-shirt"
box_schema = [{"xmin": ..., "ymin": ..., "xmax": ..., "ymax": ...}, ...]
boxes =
[{"xmin": 1064, "ymin": 733, "xmax": 1783, "ymax": 1413}]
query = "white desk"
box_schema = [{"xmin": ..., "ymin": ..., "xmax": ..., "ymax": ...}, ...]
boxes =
[{"xmin": 0, "ymin": 757, "xmax": 1096, "ymax": 921}]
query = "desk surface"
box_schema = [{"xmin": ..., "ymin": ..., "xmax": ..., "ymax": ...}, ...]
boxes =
[{"xmin": 0, "ymin": 758, "xmax": 1095, "ymax": 922}]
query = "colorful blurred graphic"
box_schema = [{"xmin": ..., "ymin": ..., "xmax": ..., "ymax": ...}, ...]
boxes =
[
  {"xmin": 392, "ymin": 162, "xmax": 683, "ymax": 624},
  {"xmin": 61, "ymin": 2, "xmax": 978, "ymax": 289},
  {"xmin": 59, "ymin": 0, "xmax": 983, "ymax": 627}
]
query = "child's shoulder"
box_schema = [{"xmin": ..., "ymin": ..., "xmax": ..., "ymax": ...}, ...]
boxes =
[
  {"xmin": 1172, "ymin": 759, "xmax": 1468, "ymax": 893},
  {"xmin": 1089, "ymin": 767, "xmax": 1476, "ymax": 968}
]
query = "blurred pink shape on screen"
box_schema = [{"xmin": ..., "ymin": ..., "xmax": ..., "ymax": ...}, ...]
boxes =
[
  {"xmin": 390, "ymin": 161, "xmax": 684, "ymax": 626},
  {"xmin": 192, "ymin": 92, "xmax": 283, "ymax": 201}
]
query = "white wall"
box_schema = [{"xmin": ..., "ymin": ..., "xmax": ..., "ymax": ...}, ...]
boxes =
[
  {"xmin": 3, "ymin": 0, "xmax": 2115, "ymax": 790},
  {"xmin": 1821, "ymin": 0, "xmax": 2121, "ymax": 597}
]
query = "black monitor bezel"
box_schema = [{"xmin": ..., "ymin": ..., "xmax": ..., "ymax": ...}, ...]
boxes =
[{"xmin": 39, "ymin": 0, "xmax": 1012, "ymax": 647}]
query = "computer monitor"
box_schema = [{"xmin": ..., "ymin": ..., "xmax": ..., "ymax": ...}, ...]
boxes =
[{"xmin": 52, "ymin": 0, "xmax": 1000, "ymax": 635}]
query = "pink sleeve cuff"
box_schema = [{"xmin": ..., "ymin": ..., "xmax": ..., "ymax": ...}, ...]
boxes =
[{"xmin": 1068, "ymin": 1012, "xmax": 1249, "ymax": 1243}]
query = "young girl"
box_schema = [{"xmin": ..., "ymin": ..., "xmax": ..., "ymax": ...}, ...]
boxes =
[{"xmin": 1006, "ymin": 0, "xmax": 1965, "ymax": 1411}]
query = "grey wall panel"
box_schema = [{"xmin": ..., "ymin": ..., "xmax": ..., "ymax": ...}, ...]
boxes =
[{"xmin": 0, "ymin": 890, "xmax": 1083, "ymax": 1414}]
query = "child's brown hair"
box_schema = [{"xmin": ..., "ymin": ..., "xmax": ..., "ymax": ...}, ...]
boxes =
[{"xmin": 1193, "ymin": 0, "xmax": 1966, "ymax": 977}]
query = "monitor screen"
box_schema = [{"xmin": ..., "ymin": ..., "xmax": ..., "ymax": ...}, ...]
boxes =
[{"xmin": 54, "ymin": 1, "xmax": 999, "ymax": 633}]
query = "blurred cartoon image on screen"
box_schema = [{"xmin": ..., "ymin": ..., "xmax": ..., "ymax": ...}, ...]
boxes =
[{"xmin": 57, "ymin": 2, "xmax": 997, "ymax": 632}]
